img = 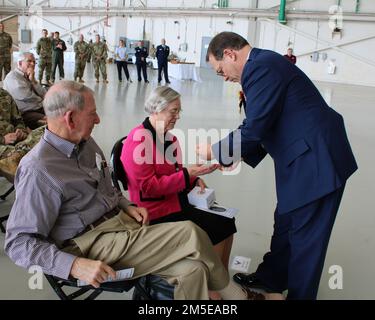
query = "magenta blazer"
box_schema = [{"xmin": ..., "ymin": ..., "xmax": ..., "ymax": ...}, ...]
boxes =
[{"xmin": 121, "ymin": 121, "xmax": 198, "ymax": 221}]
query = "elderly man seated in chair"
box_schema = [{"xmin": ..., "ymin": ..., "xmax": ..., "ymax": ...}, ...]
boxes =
[
  {"xmin": 4, "ymin": 80, "xmax": 266, "ymax": 300},
  {"xmin": 0, "ymin": 88, "xmax": 45, "ymax": 179},
  {"xmin": 3, "ymin": 52, "xmax": 47, "ymax": 130}
]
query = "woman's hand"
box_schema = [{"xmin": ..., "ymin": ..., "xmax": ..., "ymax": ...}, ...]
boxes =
[
  {"xmin": 196, "ymin": 143, "xmax": 213, "ymax": 161},
  {"xmin": 187, "ymin": 164, "xmax": 220, "ymax": 177}
]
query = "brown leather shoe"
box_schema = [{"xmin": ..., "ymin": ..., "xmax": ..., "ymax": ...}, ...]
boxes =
[{"xmin": 243, "ymin": 287, "xmax": 265, "ymax": 300}]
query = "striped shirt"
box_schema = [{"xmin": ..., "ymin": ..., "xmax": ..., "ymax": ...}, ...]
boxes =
[{"xmin": 4, "ymin": 129, "xmax": 131, "ymax": 279}]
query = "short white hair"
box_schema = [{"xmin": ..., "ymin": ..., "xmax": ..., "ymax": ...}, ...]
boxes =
[
  {"xmin": 43, "ymin": 80, "xmax": 94, "ymax": 118},
  {"xmin": 17, "ymin": 51, "xmax": 34, "ymax": 63},
  {"xmin": 144, "ymin": 86, "xmax": 181, "ymax": 114}
]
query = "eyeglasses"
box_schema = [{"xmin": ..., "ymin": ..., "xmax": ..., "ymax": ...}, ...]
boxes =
[
  {"xmin": 216, "ymin": 68, "xmax": 225, "ymax": 77},
  {"xmin": 166, "ymin": 109, "xmax": 182, "ymax": 116}
]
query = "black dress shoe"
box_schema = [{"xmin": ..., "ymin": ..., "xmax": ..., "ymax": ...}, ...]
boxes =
[{"xmin": 233, "ymin": 273, "xmax": 277, "ymax": 293}]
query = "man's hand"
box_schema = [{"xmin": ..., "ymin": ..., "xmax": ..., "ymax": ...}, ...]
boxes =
[
  {"xmin": 126, "ymin": 206, "xmax": 149, "ymax": 225},
  {"xmin": 70, "ymin": 257, "xmax": 116, "ymax": 288},
  {"xmin": 4, "ymin": 132, "xmax": 18, "ymax": 145},
  {"xmin": 15, "ymin": 129, "xmax": 28, "ymax": 141},
  {"xmin": 27, "ymin": 67, "xmax": 36, "ymax": 83},
  {"xmin": 187, "ymin": 164, "xmax": 220, "ymax": 177},
  {"xmin": 196, "ymin": 143, "xmax": 213, "ymax": 161}
]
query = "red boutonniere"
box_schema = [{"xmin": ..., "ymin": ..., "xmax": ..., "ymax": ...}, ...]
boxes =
[{"xmin": 238, "ymin": 91, "xmax": 246, "ymax": 114}]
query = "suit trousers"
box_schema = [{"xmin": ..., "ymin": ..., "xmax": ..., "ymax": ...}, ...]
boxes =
[
  {"xmin": 158, "ymin": 61, "xmax": 169, "ymax": 83},
  {"xmin": 51, "ymin": 57, "xmax": 65, "ymax": 80},
  {"xmin": 136, "ymin": 62, "xmax": 148, "ymax": 81},
  {"xmin": 63, "ymin": 211, "xmax": 229, "ymax": 299},
  {"xmin": 255, "ymin": 184, "xmax": 345, "ymax": 299}
]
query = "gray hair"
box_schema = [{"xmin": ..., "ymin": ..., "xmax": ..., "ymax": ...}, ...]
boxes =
[
  {"xmin": 145, "ymin": 86, "xmax": 181, "ymax": 114},
  {"xmin": 17, "ymin": 51, "xmax": 34, "ymax": 63},
  {"xmin": 43, "ymin": 80, "xmax": 94, "ymax": 118},
  {"xmin": 206, "ymin": 32, "xmax": 249, "ymax": 61}
]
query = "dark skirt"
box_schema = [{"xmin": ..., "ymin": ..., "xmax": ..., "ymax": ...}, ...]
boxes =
[{"xmin": 150, "ymin": 203, "xmax": 237, "ymax": 246}]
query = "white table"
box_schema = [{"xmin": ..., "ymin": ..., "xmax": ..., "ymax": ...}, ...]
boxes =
[
  {"xmin": 131, "ymin": 56, "xmax": 158, "ymax": 69},
  {"xmin": 168, "ymin": 63, "xmax": 201, "ymax": 82}
]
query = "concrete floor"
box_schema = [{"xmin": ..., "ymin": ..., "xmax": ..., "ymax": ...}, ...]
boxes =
[{"xmin": 0, "ymin": 62, "xmax": 374, "ymax": 299}]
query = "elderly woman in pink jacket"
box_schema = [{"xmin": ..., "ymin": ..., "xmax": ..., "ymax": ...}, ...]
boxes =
[{"xmin": 121, "ymin": 86, "xmax": 237, "ymax": 300}]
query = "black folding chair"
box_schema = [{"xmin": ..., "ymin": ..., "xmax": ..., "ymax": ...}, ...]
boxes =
[
  {"xmin": 45, "ymin": 274, "xmax": 152, "ymax": 300},
  {"xmin": 110, "ymin": 136, "xmax": 129, "ymax": 191},
  {"xmin": 0, "ymin": 177, "xmax": 15, "ymax": 234}
]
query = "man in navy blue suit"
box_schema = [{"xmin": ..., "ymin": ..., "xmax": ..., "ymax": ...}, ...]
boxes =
[
  {"xmin": 197, "ymin": 32, "xmax": 357, "ymax": 300},
  {"xmin": 156, "ymin": 38, "xmax": 171, "ymax": 84},
  {"xmin": 134, "ymin": 41, "xmax": 149, "ymax": 83}
]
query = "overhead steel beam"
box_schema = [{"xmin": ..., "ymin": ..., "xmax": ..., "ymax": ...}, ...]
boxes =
[
  {"xmin": 4, "ymin": 0, "xmax": 20, "ymax": 7},
  {"xmin": 298, "ymin": 33, "xmax": 375, "ymax": 57},
  {"xmin": 0, "ymin": 14, "xmax": 18, "ymax": 23},
  {"xmin": 33, "ymin": 15, "xmax": 70, "ymax": 32},
  {"xmin": 1, "ymin": 6, "xmax": 375, "ymax": 22},
  {"xmin": 59, "ymin": 16, "xmax": 107, "ymax": 38},
  {"xmin": 261, "ymin": 18, "xmax": 375, "ymax": 68}
]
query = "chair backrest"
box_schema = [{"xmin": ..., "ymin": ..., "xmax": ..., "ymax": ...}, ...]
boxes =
[{"xmin": 110, "ymin": 136, "xmax": 128, "ymax": 191}]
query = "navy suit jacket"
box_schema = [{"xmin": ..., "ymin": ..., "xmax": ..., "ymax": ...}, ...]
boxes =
[
  {"xmin": 156, "ymin": 45, "xmax": 170, "ymax": 64},
  {"xmin": 135, "ymin": 46, "xmax": 148, "ymax": 64},
  {"xmin": 213, "ymin": 48, "xmax": 357, "ymax": 214}
]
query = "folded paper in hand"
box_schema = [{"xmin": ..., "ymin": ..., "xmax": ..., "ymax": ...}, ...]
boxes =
[
  {"xmin": 77, "ymin": 267, "xmax": 135, "ymax": 287},
  {"xmin": 187, "ymin": 187, "xmax": 239, "ymax": 219}
]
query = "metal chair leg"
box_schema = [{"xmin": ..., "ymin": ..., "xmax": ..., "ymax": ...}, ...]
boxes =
[{"xmin": 0, "ymin": 185, "xmax": 14, "ymax": 200}]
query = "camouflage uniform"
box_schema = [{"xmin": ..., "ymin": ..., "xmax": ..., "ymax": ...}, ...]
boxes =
[
  {"xmin": 87, "ymin": 41, "xmax": 93, "ymax": 63},
  {"xmin": 74, "ymin": 40, "xmax": 89, "ymax": 81},
  {"xmin": 0, "ymin": 88, "xmax": 44, "ymax": 177},
  {"xmin": 36, "ymin": 36, "xmax": 53, "ymax": 83},
  {"xmin": 0, "ymin": 30, "xmax": 13, "ymax": 80},
  {"xmin": 92, "ymin": 41, "xmax": 108, "ymax": 81}
]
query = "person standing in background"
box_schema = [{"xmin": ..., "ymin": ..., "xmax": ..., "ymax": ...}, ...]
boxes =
[
  {"xmin": 73, "ymin": 34, "xmax": 89, "ymax": 83},
  {"xmin": 86, "ymin": 39, "xmax": 93, "ymax": 63},
  {"xmin": 149, "ymin": 44, "xmax": 156, "ymax": 59},
  {"xmin": 51, "ymin": 31, "xmax": 67, "ymax": 83},
  {"xmin": 156, "ymin": 38, "xmax": 170, "ymax": 84},
  {"xmin": 36, "ymin": 29, "xmax": 53, "ymax": 85},
  {"xmin": 92, "ymin": 34, "xmax": 108, "ymax": 83},
  {"xmin": 284, "ymin": 48, "xmax": 297, "ymax": 65},
  {"xmin": 134, "ymin": 41, "xmax": 149, "ymax": 83},
  {"xmin": 115, "ymin": 39, "xmax": 132, "ymax": 83},
  {"xmin": 0, "ymin": 22, "xmax": 13, "ymax": 81}
]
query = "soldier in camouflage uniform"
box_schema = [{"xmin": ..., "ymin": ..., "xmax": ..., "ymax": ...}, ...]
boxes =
[
  {"xmin": 74, "ymin": 34, "xmax": 89, "ymax": 83},
  {"xmin": 0, "ymin": 88, "xmax": 45, "ymax": 178},
  {"xmin": 36, "ymin": 29, "xmax": 53, "ymax": 85},
  {"xmin": 92, "ymin": 34, "xmax": 108, "ymax": 83},
  {"xmin": 0, "ymin": 22, "xmax": 13, "ymax": 81},
  {"xmin": 87, "ymin": 39, "xmax": 93, "ymax": 63}
]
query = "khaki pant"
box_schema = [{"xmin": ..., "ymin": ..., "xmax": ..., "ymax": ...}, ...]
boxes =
[{"xmin": 64, "ymin": 211, "xmax": 229, "ymax": 300}]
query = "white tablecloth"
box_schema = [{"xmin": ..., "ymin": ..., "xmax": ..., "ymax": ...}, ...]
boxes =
[
  {"xmin": 168, "ymin": 63, "xmax": 201, "ymax": 82},
  {"xmin": 131, "ymin": 56, "xmax": 158, "ymax": 69}
]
